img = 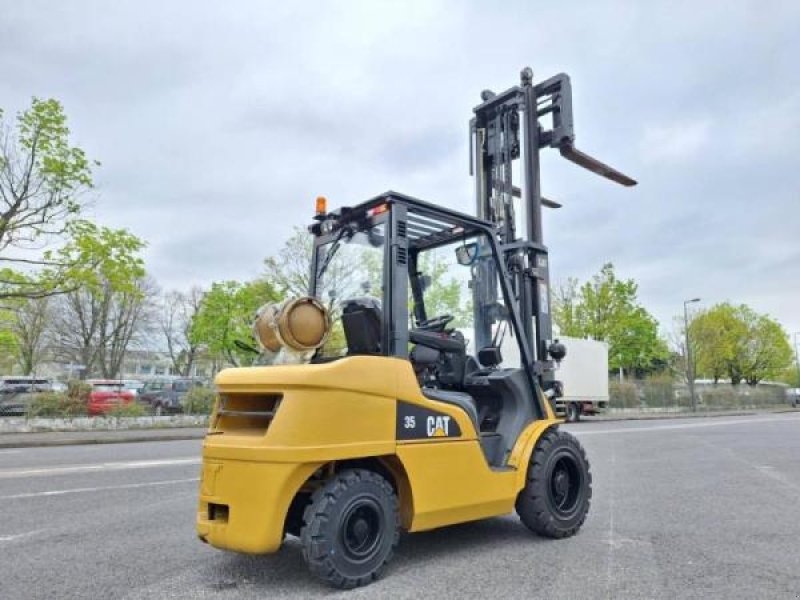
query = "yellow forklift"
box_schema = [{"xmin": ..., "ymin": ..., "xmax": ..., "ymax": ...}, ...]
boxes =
[{"xmin": 196, "ymin": 67, "xmax": 636, "ymax": 588}]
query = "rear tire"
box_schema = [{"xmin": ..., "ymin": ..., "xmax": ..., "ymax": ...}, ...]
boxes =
[
  {"xmin": 300, "ymin": 469, "xmax": 399, "ymax": 589},
  {"xmin": 516, "ymin": 428, "xmax": 591, "ymax": 538},
  {"xmin": 565, "ymin": 402, "xmax": 581, "ymax": 423}
]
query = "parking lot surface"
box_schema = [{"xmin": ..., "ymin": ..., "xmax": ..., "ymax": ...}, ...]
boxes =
[{"xmin": 1, "ymin": 413, "xmax": 799, "ymax": 599}]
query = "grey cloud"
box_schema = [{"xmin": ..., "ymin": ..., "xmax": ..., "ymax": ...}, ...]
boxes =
[{"xmin": 1, "ymin": 0, "xmax": 799, "ymax": 337}]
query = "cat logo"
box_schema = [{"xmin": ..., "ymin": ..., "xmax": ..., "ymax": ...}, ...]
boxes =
[
  {"xmin": 396, "ymin": 401, "xmax": 461, "ymax": 440},
  {"xmin": 427, "ymin": 415, "xmax": 451, "ymax": 437}
]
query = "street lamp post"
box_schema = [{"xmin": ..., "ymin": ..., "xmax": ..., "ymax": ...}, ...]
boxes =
[{"xmin": 684, "ymin": 298, "xmax": 701, "ymax": 412}]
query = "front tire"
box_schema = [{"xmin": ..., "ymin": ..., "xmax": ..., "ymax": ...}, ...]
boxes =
[
  {"xmin": 301, "ymin": 469, "xmax": 399, "ymax": 589},
  {"xmin": 516, "ymin": 428, "xmax": 591, "ymax": 538}
]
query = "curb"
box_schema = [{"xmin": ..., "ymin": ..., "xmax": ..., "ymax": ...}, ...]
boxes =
[
  {"xmin": 580, "ymin": 408, "xmax": 798, "ymax": 423},
  {"xmin": 0, "ymin": 414, "xmax": 209, "ymax": 434},
  {"xmin": 0, "ymin": 430, "xmax": 207, "ymax": 449}
]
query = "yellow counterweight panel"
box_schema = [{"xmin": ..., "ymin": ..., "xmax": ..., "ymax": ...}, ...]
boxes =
[
  {"xmin": 197, "ymin": 459, "xmax": 322, "ymax": 553},
  {"xmin": 397, "ymin": 440, "xmax": 517, "ymax": 531},
  {"xmin": 396, "ymin": 380, "xmax": 560, "ymax": 530},
  {"xmin": 214, "ymin": 356, "xmax": 478, "ymax": 446},
  {"xmin": 215, "ymin": 355, "xmax": 408, "ymax": 397},
  {"xmin": 199, "ymin": 357, "xmax": 411, "ymax": 555},
  {"xmin": 267, "ymin": 388, "xmax": 396, "ymax": 452}
]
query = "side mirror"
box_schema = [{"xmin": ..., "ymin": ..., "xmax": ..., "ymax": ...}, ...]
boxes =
[
  {"xmin": 419, "ymin": 274, "xmax": 432, "ymax": 292},
  {"xmin": 455, "ymin": 242, "xmax": 479, "ymax": 266},
  {"xmin": 548, "ymin": 339, "xmax": 567, "ymax": 362}
]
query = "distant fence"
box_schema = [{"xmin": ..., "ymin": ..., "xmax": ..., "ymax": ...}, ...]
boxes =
[
  {"xmin": 609, "ymin": 377, "xmax": 789, "ymax": 411},
  {"xmin": 3, "ymin": 376, "xmax": 791, "ymax": 421}
]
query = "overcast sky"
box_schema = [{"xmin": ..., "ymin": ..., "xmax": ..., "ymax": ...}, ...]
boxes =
[{"xmin": 2, "ymin": 0, "xmax": 799, "ymax": 338}]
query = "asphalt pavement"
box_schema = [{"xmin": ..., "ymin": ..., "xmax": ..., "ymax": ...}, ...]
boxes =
[{"xmin": 1, "ymin": 413, "xmax": 799, "ymax": 599}]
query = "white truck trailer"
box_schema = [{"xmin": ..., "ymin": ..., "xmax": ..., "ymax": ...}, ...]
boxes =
[
  {"xmin": 553, "ymin": 336, "xmax": 609, "ymax": 421},
  {"xmin": 497, "ymin": 332, "xmax": 609, "ymax": 422}
]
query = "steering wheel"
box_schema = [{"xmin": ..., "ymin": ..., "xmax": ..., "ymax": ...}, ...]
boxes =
[{"xmin": 416, "ymin": 314, "xmax": 454, "ymax": 332}]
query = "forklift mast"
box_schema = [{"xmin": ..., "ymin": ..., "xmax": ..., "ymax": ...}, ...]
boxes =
[{"xmin": 470, "ymin": 67, "xmax": 635, "ymax": 390}]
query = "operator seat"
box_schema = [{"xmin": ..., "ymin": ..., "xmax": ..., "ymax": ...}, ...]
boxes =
[
  {"xmin": 341, "ymin": 298, "xmax": 479, "ymax": 432},
  {"xmin": 341, "ymin": 298, "xmax": 382, "ymax": 355}
]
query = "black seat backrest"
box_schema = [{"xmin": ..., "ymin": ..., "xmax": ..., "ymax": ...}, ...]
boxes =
[{"xmin": 341, "ymin": 298, "xmax": 382, "ymax": 355}]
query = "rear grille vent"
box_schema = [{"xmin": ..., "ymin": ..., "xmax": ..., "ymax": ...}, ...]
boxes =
[
  {"xmin": 396, "ymin": 247, "xmax": 407, "ymax": 264},
  {"xmin": 397, "ymin": 220, "xmax": 407, "ymax": 238},
  {"xmin": 211, "ymin": 393, "xmax": 282, "ymax": 436}
]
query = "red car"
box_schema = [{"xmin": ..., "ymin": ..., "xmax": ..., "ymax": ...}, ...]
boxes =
[{"xmin": 86, "ymin": 380, "xmax": 136, "ymax": 416}]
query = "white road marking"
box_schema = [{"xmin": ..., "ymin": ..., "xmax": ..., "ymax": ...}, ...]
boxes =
[
  {"xmin": 0, "ymin": 477, "xmax": 200, "ymax": 500},
  {"xmin": 605, "ymin": 442, "xmax": 617, "ymax": 598},
  {"xmin": 0, "ymin": 529, "xmax": 44, "ymax": 542},
  {"xmin": 698, "ymin": 433, "xmax": 800, "ymax": 494},
  {"xmin": 752, "ymin": 464, "xmax": 800, "ymax": 491},
  {"xmin": 0, "ymin": 449, "xmax": 22, "ymax": 454},
  {"xmin": 573, "ymin": 414, "xmax": 800, "ymax": 436},
  {"xmin": 0, "ymin": 457, "xmax": 200, "ymax": 479}
]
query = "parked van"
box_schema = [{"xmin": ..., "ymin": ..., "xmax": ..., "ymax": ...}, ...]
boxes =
[
  {"xmin": 0, "ymin": 376, "xmax": 52, "ymax": 416},
  {"xmin": 139, "ymin": 377, "xmax": 203, "ymax": 415}
]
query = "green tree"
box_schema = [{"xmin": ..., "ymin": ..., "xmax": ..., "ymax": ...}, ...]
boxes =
[
  {"xmin": 10, "ymin": 297, "xmax": 51, "ymax": 374},
  {"xmin": 691, "ymin": 303, "xmax": 793, "ymax": 385},
  {"xmin": 0, "ymin": 220, "xmax": 146, "ymax": 301},
  {"xmin": 159, "ymin": 288, "xmax": 204, "ymax": 376},
  {"xmin": 552, "ymin": 278, "xmax": 580, "ymax": 336},
  {"xmin": 0, "ymin": 309, "xmax": 19, "ymax": 373},
  {"xmin": 262, "ymin": 227, "xmax": 314, "ymax": 298},
  {"xmin": 0, "ymin": 98, "xmax": 102, "ymax": 300},
  {"xmin": 553, "ymin": 263, "xmax": 668, "ymax": 375},
  {"xmin": 740, "ymin": 311, "xmax": 793, "ymax": 385},
  {"xmin": 190, "ymin": 280, "xmax": 279, "ymax": 367},
  {"xmin": 689, "ymin": 303, "xmax": 741, "ymax": 383},
  {"xmin": 0, "ymin": 224, "xmax": 146, "ymax": 376},
  {"xmin": 263, "ymin": 227, "xmax": 470, "ymax": 319},
  {"xmin": 777, "ymin": 364, "xmax": 800, "ymax": 388},
  {"xmin": 261, "ymin": 228, "xmax": 470, "ymax": 360},
  {"xmin": 262, "ymin": 226, "xmax": 382, "ymax": 311},
  {"xmin": 48, "ymin": 226, "xmax": 147, "ymax": 378},
  {"xmin": 412, "ymin": 251, "xmax": 471, "ymax": 326}
]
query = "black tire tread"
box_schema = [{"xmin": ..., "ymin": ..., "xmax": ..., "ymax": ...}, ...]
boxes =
[
  {"xmin": 300, "ymin": 468, "xmax": 399, "ymax": 589},
  {"xmin": 516, "ymin": 428, "xmax": 592, "ymax": 538}
]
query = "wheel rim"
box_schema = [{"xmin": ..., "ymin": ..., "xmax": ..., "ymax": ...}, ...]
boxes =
[
  {"xmin": 547, "ymin": 452, "xmax": 583, "ymax": 518},
  {"xmin": 339, "ymin": 498, "xmax": 384, "ymax": 563}
]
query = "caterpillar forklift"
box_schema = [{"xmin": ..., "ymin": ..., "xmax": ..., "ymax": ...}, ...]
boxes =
[{"xmin": 196, "ymin": 67, "xmax": 636, "ymax": 588}]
